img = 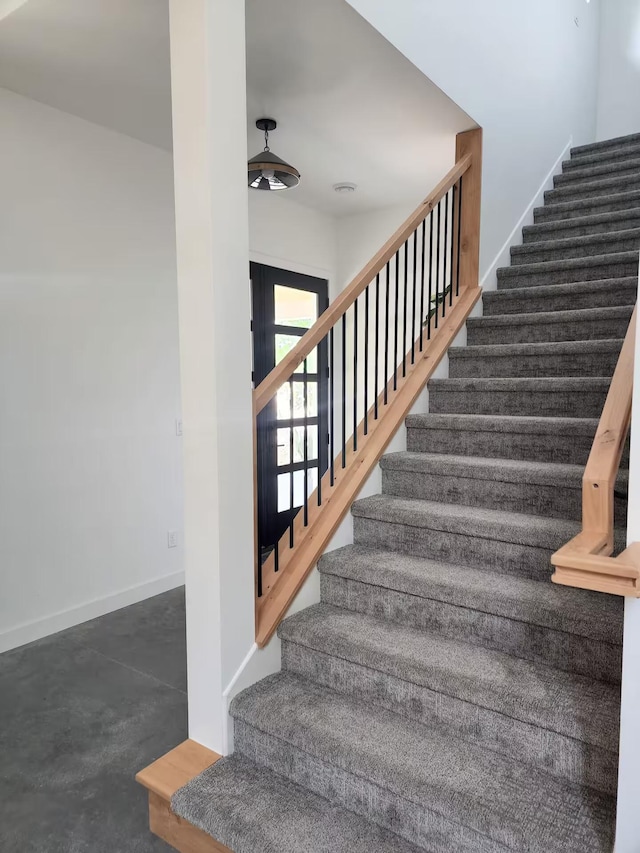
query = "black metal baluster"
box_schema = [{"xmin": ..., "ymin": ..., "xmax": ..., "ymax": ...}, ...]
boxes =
[
  {"xmin": 364, "ymin": 285, "xmax": 369, "ymax": 435},
  {"xmin": 442, "ymin": 190, "xmax": 449, "ymax": 319},
  {"xmin": 341, "ymin": 312, "xmax": 347, "ymax": 468},
  {"xmin": 456, "ymin": 176, "xmax": 463, "ymax": 296},
  {"xmin": 353, "ymin": 299, "xmax": 358, "ymax": 452},
  {"xmin": 374, "ymin": 273, "xmax": 380, "ymax": 419},
  {"xmin": 427, "ymin": 213, "xmax": 434, "ymax": 341},
  {"xmin": 384, "ymin": 262, "xmax": 390, "ymax": 404},
  {"xmin": 274, "ymin": 540, "xmax": 279, "ymax": 574},
  {"xmin": 394, "ymin": 250, "xmax": 399, "ymax": 390},
  {"xmin": 449, "ymin": 188, "xmax": 455, "ymax": 307},
  {"xmin": 411, "ymin": 229, "xmax": 418, "ymax": 364},
  {"xmin": 289, "ymin": 378, "xmax": 294, "ymax": 548},
  {"xmin": 303, "ymin": 358, "xmax": 308, "ymax": 527},
  {"xmin": 329, "ymin": 327, "xmax": 335, "ymax": 486},
  {"xmin": 419, "ymin": 219, "xmax": 426, "ymax": 351},
  {"xmin": 435, "ymin": 201, "xmax": 441, "ymax": 329},
  {"xmin": 402, "ymin": 242, "xmax": 408, "ymax": 377}
]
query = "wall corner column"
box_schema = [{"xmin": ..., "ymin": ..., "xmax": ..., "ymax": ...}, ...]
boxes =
[{"xmin": 169, "ymin": 0, "xmax": 254, "ymax": 754}]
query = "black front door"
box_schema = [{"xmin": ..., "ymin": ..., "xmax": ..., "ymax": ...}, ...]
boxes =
[{"xmin": 251, "ymin": 263, "xmax": 329, "ymax": 558}]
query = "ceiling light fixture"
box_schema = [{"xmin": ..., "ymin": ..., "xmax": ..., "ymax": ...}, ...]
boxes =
[{"xmin": 248, "ymin": 119, "xmax": 300, "ymax": 191}]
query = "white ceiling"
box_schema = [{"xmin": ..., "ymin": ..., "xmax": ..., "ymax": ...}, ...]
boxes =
[{"xmin": 0, "ymin": 0, "xmax": 474, "ymax": 216}]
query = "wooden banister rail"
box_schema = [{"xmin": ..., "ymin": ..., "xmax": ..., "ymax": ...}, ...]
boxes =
[
  {"xmin": 254, "ymin": 152, "xmax": 473, "ymax": 417},
  {"xmin": 253, "ymin": 128, "xmax": 483, "ymax": 646},
  {"xmin": 552, "ymin": 303, "xmax": 640, "ymax": 596}
]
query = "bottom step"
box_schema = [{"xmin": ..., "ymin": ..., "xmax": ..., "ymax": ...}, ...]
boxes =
[{"xmin": 172, "ymin": 753, "xmax": 421, "ymax": 853}]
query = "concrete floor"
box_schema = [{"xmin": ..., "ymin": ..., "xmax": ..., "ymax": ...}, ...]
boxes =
[{"xmin": 0, "ymin": 587, "xmax": 188, "ymax": 852}]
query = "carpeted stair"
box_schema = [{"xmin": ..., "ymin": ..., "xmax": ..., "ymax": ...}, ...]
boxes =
[{"xmin": 172, "ymin": 133, "xmax": 639, "ymax": 851}]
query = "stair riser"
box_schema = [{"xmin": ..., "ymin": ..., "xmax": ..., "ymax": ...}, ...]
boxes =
[
  {"xmin": 320, "ymin": 573, "xmax": 622, "ymax": 685},
  {"xmin": 467, "ymin": 316, "xmax": 631, "ymax": 345},
  {"xmin": 545, "ymin": 177, "xmax": 640, "ymax": 204},
  {"xmin": 511, "ymin": 235, "xmax": 640, "ymax": 265},
  {"xmin": 523, "ymin": 215, "xmax": 640, "ymax": 242},
  {"xmin": 449, "ymin": 349, "xmax": 621, "ymax": 379},
  {"xmin": 282, "ymin": 640, "xmax": 617, "ymax": 795},
  {"xmin": 428, "ymin": 387, "xmax": 607, "ymax": 418},
  {"xmin": 234, "ymin": 720, "xmax": 513, "ymax": 853},
  {"xmin": 555, "ymin": 163, "xmax": 640, "ymax": 187},
  {"xmin": 534, "ymin": 194, "xmax": 640, "ymax": 222},
  {"xmin": 497, "ymin": 260, "xmax": 638, "ymax": 289},
  {"xmin": 381, "ymin": 468, "xmax": 627, "ymax": 524},
  {"xmin": 484, "ymin": 285, "xmax": 637, "ymax": 315},
  {"xmin": 406, "ymin": 426, "xmax": 600, "ymax": 465},
  {"xmin": 353, "ymin": 515, "xmax": 558, "ymax": 582}
]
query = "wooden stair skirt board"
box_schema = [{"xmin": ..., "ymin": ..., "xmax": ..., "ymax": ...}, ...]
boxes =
[
  {"xmin": 552, "ymin": 304, "xmax": 639, "ymax": 597},
  {"xmin": 136, "ymin": 740, "xmax": 230, "ymax": 853}
]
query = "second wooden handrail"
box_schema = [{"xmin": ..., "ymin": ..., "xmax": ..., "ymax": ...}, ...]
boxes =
[{"xmin": 552, "ymin": 303, "xmax": 640, "ymax": 595}]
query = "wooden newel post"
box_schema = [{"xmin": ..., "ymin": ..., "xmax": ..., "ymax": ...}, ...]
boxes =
[{"xmin": 455, "ymin": 128, "xmax": 483, "ymax": 291}]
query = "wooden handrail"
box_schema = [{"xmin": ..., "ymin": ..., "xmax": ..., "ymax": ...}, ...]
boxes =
[
  {"xmin": 253, "ymin": 152, "xmax": 473, "ymax": 416},
  {"xmin": 252, "ymin": 128, "xmax": 483, "ymax": 645},
  {"xmin": 552, "ymin": 303, "xmax": 640, "ymax": 596}
]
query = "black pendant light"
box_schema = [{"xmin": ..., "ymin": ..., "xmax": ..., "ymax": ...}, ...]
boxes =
[{"xmin": 248, "ymin": 118, "xmax": 300, "ymax": 191}]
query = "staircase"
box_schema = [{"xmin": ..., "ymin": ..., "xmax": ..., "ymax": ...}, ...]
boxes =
[{"xmin": 170, "ymin": 133, "xmax": 640, "ymax": 851}]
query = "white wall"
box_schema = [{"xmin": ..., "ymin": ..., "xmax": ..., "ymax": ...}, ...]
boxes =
[
  {"xmin": 346, "ymin": 0, "xmax": 601, "ymax": 285},
  {"xmin": 249, "ymin": 191, "xmax": 337, "ymax": 289},
  {"xmin": 0, "ymin": 87, "xmax": 183, "ymax": 652},
  {"xmin": 597, "ymin": 0, "xmax": 640, "ymax": 141},
  {"xmin": 615, "ymin": 276, "xmax": 640, "ymax": 853}
]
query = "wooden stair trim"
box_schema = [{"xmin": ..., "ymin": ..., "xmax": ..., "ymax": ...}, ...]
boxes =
[
  {"xmin": 551, "ymin": 303, "xmax": 638, "ymax": 596},
  {"xmin": 137, "ymin": 740, "xmax": 231, "ymax": 853},
  {"xmin": 256, "ymin": 285, "xmax": 482, "ymax": 647}
]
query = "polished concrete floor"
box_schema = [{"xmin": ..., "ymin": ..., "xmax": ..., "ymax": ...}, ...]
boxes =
[{"xmin": 0, "ymin": 587, "xmax": 188, "ymax": 852}]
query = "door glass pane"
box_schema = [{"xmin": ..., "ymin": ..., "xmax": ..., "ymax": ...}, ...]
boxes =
[
  {"xmin": 277, "ymin": 473, "xmax": 291, "ymax": 512},
  {"xmin": 307, "ymin": 383, "xmax": 318, "ymax": 417},
  {"xmin": 292, "ymin": 425, "xmax": 319, "ymax": 463},
  {"xmin": 275, "ymin": 336, "xmax": 317, "ymax": 374},
  {"xmin": 276, "ymin": 383, "xmax": 291, "ymax": 420},
  {"xmin": 277, "ymin": 428, "xmax": 290, "ymax": 465},
  {"xmin": 293, "ymin": 468, "xmax": 318, "ymax": 507},
  {"xmin": 274, "ymin": 285, "xmax": 317, "ymax": 329}
]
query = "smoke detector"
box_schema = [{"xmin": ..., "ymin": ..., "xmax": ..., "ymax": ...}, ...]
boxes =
[{"xmin": 333, "ymin": 182, "xmax": 357, "ymax": 194}]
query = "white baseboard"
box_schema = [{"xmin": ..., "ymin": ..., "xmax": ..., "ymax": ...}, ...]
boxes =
[
  {"xmin": 480, "ymin": 137, "xmax": 573, "ymax": 292},
  {"xmin": 0, "ymin": 571, "xmax": 185, "ymax": 654}
]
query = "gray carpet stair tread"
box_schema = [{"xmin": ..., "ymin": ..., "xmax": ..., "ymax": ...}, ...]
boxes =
[
  {"xmin": 449, "ymin": 338, "xmax": 625, "ymax": 360},
  {"xmin": 497, "ymin": 253, "xmax": 638, "ymax": 279},
  {"xmin": 485, "ymin": 277, "xmax": 638, "ymax": 304},
  {"xmin": 318, "ymin": 544, "xmax": 623, "ymax": 645},
  {"xmin": 172, "ymin": 753, "xmax": 423, "ymax": 853},
  {"xmin": 379, "ymin": 450, "xmax": 629, "ymax": 489},
  {"xmin": 534, "ymin": 189, "xmax": 640, "ymax": 219},
  {"xmin": 510, "ymin": 227, "xmax": 640, "ymax": 258},
  {"xmin": 231, "ymin": 672, "xmax": 615, "ymax": 853},
  {"xmin": 468, "ymin": 304, "xmax": 632, "ymax": 327},
  {"xmin": 555, "ymin": 158, "xmax": 640, "ymax": 185},
  {"xmin": 351, "ymin": 493, "xmax": 581, "ymax": 548},
  {"xmin": 429, "ymin": 376, "xmax": 612, "ymax": 394},
  {"xmin": 405, "ymin": 412, "xmax": 600, "ymax": 437},
  {"xmin": 546, "ymin": 173, "xmax": 640, "ymax": 201},
  {"xmin": 572, "ymin": 132, "xmax": 640, "ymax": 156},
  {"xmin": 278, "ymin": 603, "xmax": 620, "ymax": 750},
  {"xmin": 566, "ymin": 147, "xmax": 640, "ymax": 169},
  {"xmin": 523, "ymin": 210, "xmax": 640, "ymax": 240}
]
